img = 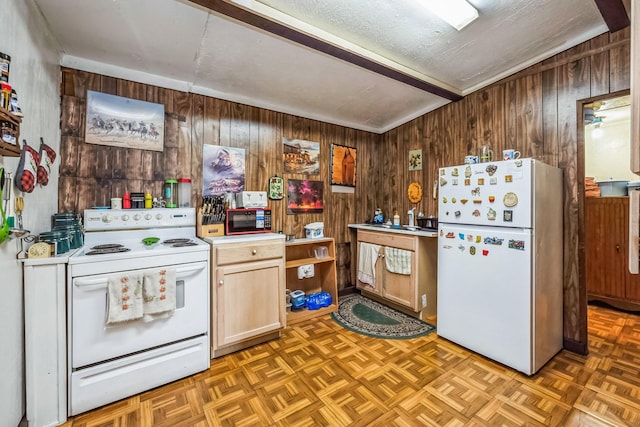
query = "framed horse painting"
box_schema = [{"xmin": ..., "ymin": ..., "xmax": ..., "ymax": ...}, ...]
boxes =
[{"xmin": 85, "ymin": 90, "xmax": 165, "ymax": 152}]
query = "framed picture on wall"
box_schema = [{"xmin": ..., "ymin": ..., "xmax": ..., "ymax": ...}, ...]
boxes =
[
  {"xmin": 287, "ymin": 179, "xmax": 324, "ymax": 214},
  {"xmin": 330, "ymin": 144, "xmax": 356, "ymax": 187},
  {"xmin": 409, "ymin": 149, "xmax": 422, "ymax": 171},
  {"xmin": 202, "ymin": 145, "xmax": 246, "ymax": 196},
  {"xmin": 283, "ymin": 138, "xmax": 320, "ymax": 175},
  {"xmin": 85, "ymin": 90, "xmax": 165, "ymax": 151}
]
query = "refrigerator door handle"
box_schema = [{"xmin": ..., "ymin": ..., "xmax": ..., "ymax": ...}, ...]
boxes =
[{"xmin": 629, "ymin": 190, "xmax": 640, "ymax": 274}]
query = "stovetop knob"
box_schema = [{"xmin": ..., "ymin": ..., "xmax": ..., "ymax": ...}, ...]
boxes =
[
  {"xmin": 134, "ymin": 214, "xmax": 141, "ymax": 221},
  {"xmin": 122, "ymin": 214, "xmax": 129, "ymax": 221},
  {"xmin": 101, "ymin": 214, "xmax": 112, "ymax": 223},
  {"xmin": 156, "ymin": 213, "xmax": 163, "ymax": 220},
  {"xmin": 145, "ymin": 213, "xmax": 152, "ymax": 220}
]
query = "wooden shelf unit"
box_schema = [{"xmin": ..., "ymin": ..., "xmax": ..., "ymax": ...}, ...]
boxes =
[
  {"xmin": 285, "ymin": 237, "xmax": 338, "ymax": 325},
  {"xmin": 0, "ymin": 107, "xmax": 21, "ymax": 157}
]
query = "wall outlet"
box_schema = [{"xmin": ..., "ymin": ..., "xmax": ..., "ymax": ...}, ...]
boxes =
[{"xmin": 421, "ymin": 294, "xmax": 427, "ymax": 308}]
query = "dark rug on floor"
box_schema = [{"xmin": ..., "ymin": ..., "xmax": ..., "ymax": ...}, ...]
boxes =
[{"xmin": 331, "ymin": 294, "xmax": 436, "ymax": 339}]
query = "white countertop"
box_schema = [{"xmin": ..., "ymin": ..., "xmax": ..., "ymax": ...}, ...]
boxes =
[
  {"xmin": 203, "ymin": 232, "xmax": 285, "ymax": 244},
  {"xmin": 348, "ymin": 224, "xmax": 438, "ymax": 238}
]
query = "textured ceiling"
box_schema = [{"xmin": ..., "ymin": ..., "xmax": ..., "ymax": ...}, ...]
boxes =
[{"xmin": 33, "ymin": 0, "xmax": 610, "ymax": 133}]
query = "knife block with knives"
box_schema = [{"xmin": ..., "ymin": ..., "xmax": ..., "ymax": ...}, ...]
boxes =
[{"xmin": 197, "ymin": 195, "xmax": 225, "ymax": 238}]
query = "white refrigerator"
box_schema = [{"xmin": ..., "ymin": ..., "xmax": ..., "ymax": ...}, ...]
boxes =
[{"xmin": 436, "ymin": 158, "xmax": 563, "ymax": 375}]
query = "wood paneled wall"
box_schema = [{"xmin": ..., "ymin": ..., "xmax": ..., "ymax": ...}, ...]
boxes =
[
  {"xmin": 381, "ymin": 28, "xmax": 631, "ymax": 352},
  {"xmin": 58, "ymin": 23, "xmax": 630, "ymax": 350},
  {"xmin": 58, "ymin": 68, "xmax": 381, "ymax": 290}
]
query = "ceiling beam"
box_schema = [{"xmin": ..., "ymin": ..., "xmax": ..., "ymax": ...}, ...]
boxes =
[
  {"xmin": 188, "ymin": 0, "xmax": 463, "ymax": 102},
  {"xmin": 593, "ymin": 0, "xmax": 629, "ymax": 33}
]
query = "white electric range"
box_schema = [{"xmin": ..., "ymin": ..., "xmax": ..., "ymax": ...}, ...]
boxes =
[{"xmin": 67, "ymin": 208, "xmax": 210, "ymax": 415}]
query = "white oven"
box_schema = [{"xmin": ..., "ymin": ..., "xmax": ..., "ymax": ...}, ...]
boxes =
[{"xmin": 67, "ymin": 208, "xmax": 210, "ymax": 416}]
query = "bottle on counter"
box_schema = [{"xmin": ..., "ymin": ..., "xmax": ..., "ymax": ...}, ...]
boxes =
[
  {"xmin": 164, "ymin": 179, "xmax": 178, "ymax": 208},
  {"xmin": 178, "ymin": 178, "xmax": 192, "ymax": 208},
  {"xmin": 144, "ymin": 192, "xmax": 153, "ymax": 209},
  {"xmin": 123, "ymin": 191, "xmax": 131, "ymax": 209},
  {"xmin": 393, "ymin": 210, "xmax": 400, "ymax": 227}
]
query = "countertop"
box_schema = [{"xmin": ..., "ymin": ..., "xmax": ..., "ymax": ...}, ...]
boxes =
[
  {"xmin": 348, "ymin": 223, "xmax": 438, "ymax": 237},
  {"xmin": 202, "ymin": 232, "xmax": 285, "ymax": 244}
]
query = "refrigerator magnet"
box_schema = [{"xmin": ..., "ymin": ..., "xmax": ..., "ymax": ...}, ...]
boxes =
[
  {"xmin": 446, "ymin": 232, "xmax": 455, "ymax": 238},
  {"xmin": 482, "ymin": 249, "xmax": 489, "ymax": 256},
  {"xmin": 472, "ymin": 209, "xmax": 480, "ymax": 217},
  {"xmin": 467, "ymin": 234, "xmax": 473, "ymax": 242},
  {"xmin": 451, "ymin": 167, "xmax": 459, "ymax": 176},
  {"xmin": 458, "ymin": 244, "xmax": 465, "ymax": 251},
  {"xmin": 440, "ymin": 169, "xmax": 445, "ymax": 175},
  {"xmin": 440, "ymin": 177, "xmax": 447, "ymax": 186},
  {"xmin": 508, "ymin": 239, "xmax": 525, "ymax": 250},
  {"xmin": 487, "ymin": 208, "xmax": 497, "ymax": 220},
  {"xmin": 452, "ymin": 178, "xmax": 458, "ymax": 185},
  {"xmin": 484, "ymin": 236, "xmax": 504, "ymax": 245},
  {"xmin": 460, "ymin": 199, "xmax": 468, "ymax": 204},
  {"xmin": 455, "ymin": 210, "xmax": 461, "ymax": 217},
  {"xmin": 452, "ymin": 197, "xmax": 457, "ymax": 203},
  {"xmin": 471, "ymin": 187, "xmax": 480, "ymax": 196},
  {"xmin": 464, "ymin": 179, "xmax": 471, "ymax": 186},
  {"xmin": 458, "ymin": 232, "xmax": 465, "ymax": 239},
  {"xmin": 503, "ymin": 192, "xmax": 518, "ymax": 207},
  {"xmin": 476, "ymin": 235, "xmax": 482, "ymax": 243},
  {"xmin": 503, "ymin": 210, "xmax": 513, "ymax": 222},
  {"xmin": 490, "ymin": 177, "xmax": 498, "ymax": 185},
  {"xmin": 505, "ymin": 175, "xmax": 513, "ymax": 183},
  {"xmin": 470, "ymin": 246, "xmax": 476, "ymax": 255},
  {"xmin": 443, "ymin": 197, "xmax": 448, "ymax": 203},
  {"xmin": 488, "ymin": 195, "xmax": 495, "ymax": 202},
  {"xmin": 465, "ymin": 166, "xmax": 472, "ymax": 177},
  {"xmin": 486, "ymin": 164, "xmax": 497, "ymax": 176},
  {"xmin": 478, "ymin": 178, "xmax": 485, "ymax": 185}
]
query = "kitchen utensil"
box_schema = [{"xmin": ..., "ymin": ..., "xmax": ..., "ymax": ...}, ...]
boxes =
[
  {"xmin": 480, "ymin": 145, "xmax": 494, "ymax": 162},
  {"xmin": 0, "ymin": 168, "xmax": 8, "ymax": 243},
  {"xmin": 142, "ymin": 237, "xmax": 160, "ymax": 246},
  {"xmin": 15, "ymin": 196, "xmax": 24, "ymax": 230}
]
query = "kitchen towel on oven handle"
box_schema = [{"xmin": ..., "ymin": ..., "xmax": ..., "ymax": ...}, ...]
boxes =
[
  {"xmin": 142, "ymin": 268, "xmax": 176, "ymax": 321},
  {"xmin": 106, "ymin": 272, "xmax": 144, "ymax": 325}
]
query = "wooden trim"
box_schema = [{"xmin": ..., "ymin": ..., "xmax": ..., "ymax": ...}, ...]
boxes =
[
  {"xmin": 189, "ymin": 0, "xmax": 463, "ymax": 101},
  {"xmin": 594, "ymin": 0, "xmax": 630, "ymax": 33},
  {"xmin": 563, "ymin": 338, "xmax": 588, "ymax": 355},
  {"xmin": 494, "ymin": 39, "xmax": 629, "ymax": 87}
]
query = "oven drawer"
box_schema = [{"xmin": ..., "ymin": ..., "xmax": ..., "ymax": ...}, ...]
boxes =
[{"xmin": 215, "ymin": 240, "xmax": 284, "ymax": 265}]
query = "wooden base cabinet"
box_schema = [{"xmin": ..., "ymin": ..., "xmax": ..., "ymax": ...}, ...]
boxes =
[
  {"xmin": 356, "ymin": 230, "xmax": 437, "ymax": 321},
  {"xmin": 285, "ymin": 237, "xmax": 338, "ymax": 325},
  {"xmin": 585, "ymin": 197, "xmax": 640, "ymax": 310},
  {"xmin": 210, "ymin": 236, "xmax": 286, "ymax": 358}
]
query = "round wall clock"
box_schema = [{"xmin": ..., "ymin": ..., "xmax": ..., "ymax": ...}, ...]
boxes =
[{"xmin": 28, "ymin": 242, "xmax": 51, "ymax": 258}]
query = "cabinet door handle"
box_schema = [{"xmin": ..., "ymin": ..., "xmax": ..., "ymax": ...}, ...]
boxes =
[
  {"xmin": 252, "ymin": 249, "xmax": 257, "ymax": 255},
  {"xmin": 616, "ymin": 244, "xmax": 620, "ymax": 253},
  {"xmin": 218, "ymin": 280, "xmax": 224, "ymax": 285}
]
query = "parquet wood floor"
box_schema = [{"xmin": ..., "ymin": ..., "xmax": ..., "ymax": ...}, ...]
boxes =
[{"xmin": 60, "ymin": 303, "xmax": 640, "ymax": 426}]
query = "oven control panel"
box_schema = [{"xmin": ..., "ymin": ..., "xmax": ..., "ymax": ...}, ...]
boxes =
[{"xmin": 84, "ymin": 208, "xmax": 196, "ymax": 230}]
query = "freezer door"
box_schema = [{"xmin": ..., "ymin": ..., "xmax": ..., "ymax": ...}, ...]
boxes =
[
  {"xmin": 437, "ymin": 224, "xmax": 534, "ymax": 374},
  {"xmin": 438, "ymin": 159, "xmax": 532, "ymax": 228}
]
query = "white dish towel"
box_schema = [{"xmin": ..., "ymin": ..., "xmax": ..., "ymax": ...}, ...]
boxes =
[
  {"xmin": 385, "ymin": 247, "xmax": 412, "ymax": 275},
  {"xmin": 106, "ymin": 272, "xmax": 144, "ymax": 325},
  {"xmin": 142, "ymin": 268, "xmax": 177, "ymax": 321},
  {"xmin": 358, "ymin": 242, "xmax": 381, "ymax": 288}
]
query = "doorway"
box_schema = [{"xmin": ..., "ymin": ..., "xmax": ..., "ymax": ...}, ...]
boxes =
[{"xmin": 579, "ymin": 90, "xmax": 640, "ymax": 347}]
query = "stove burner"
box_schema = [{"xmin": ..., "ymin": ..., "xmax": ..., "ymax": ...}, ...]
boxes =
[
  {"xmin": 172, "ymin": 242, "xmax": 198, "ymax": 247},
  {"xmin": 163, "ymin": 238, "xmax": 192, "ymax": 245},
  {"xmin": 91, "ymin": 244, "xmax": 125, "ymax": 250},
  {"xmin": 86, "ymin": 247, "xmax": 132, "ymax": 256}
]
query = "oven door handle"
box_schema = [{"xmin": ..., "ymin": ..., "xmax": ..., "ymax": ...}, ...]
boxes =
[
  {"xmin": 74, "ymin": 277, "xmax": 109, "ymax": 290},
  {"xmin": 74, "ymin": 264, "xmax": 207, "ymax": 290},
  {"xmin": 176, "ymin": 264, "xmax": 207, "ymax": 277}
]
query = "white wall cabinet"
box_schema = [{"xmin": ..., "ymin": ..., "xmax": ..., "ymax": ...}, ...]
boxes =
[{"xmin": 23, "ymin": 257, "xmax": 70, "ymax": 427}]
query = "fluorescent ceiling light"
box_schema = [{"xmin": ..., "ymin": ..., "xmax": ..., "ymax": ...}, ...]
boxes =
[{"xmin": 424, "ymin": 0, "xmax": 479, "ymax": 31}]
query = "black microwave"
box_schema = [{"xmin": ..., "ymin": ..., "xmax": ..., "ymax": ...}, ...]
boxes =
[{"xmin": 225, "ymin": 208, "xmax": 272, "ymax": 235}]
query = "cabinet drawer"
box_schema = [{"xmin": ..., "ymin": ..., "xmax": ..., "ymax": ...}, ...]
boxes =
[
  {"xmin": 357, "ymin": 230, "xmax": 417, "ymax": 251},
  {"xmin": 216, "ymin": 241, "xmax": 284, "ymax": 265}
]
